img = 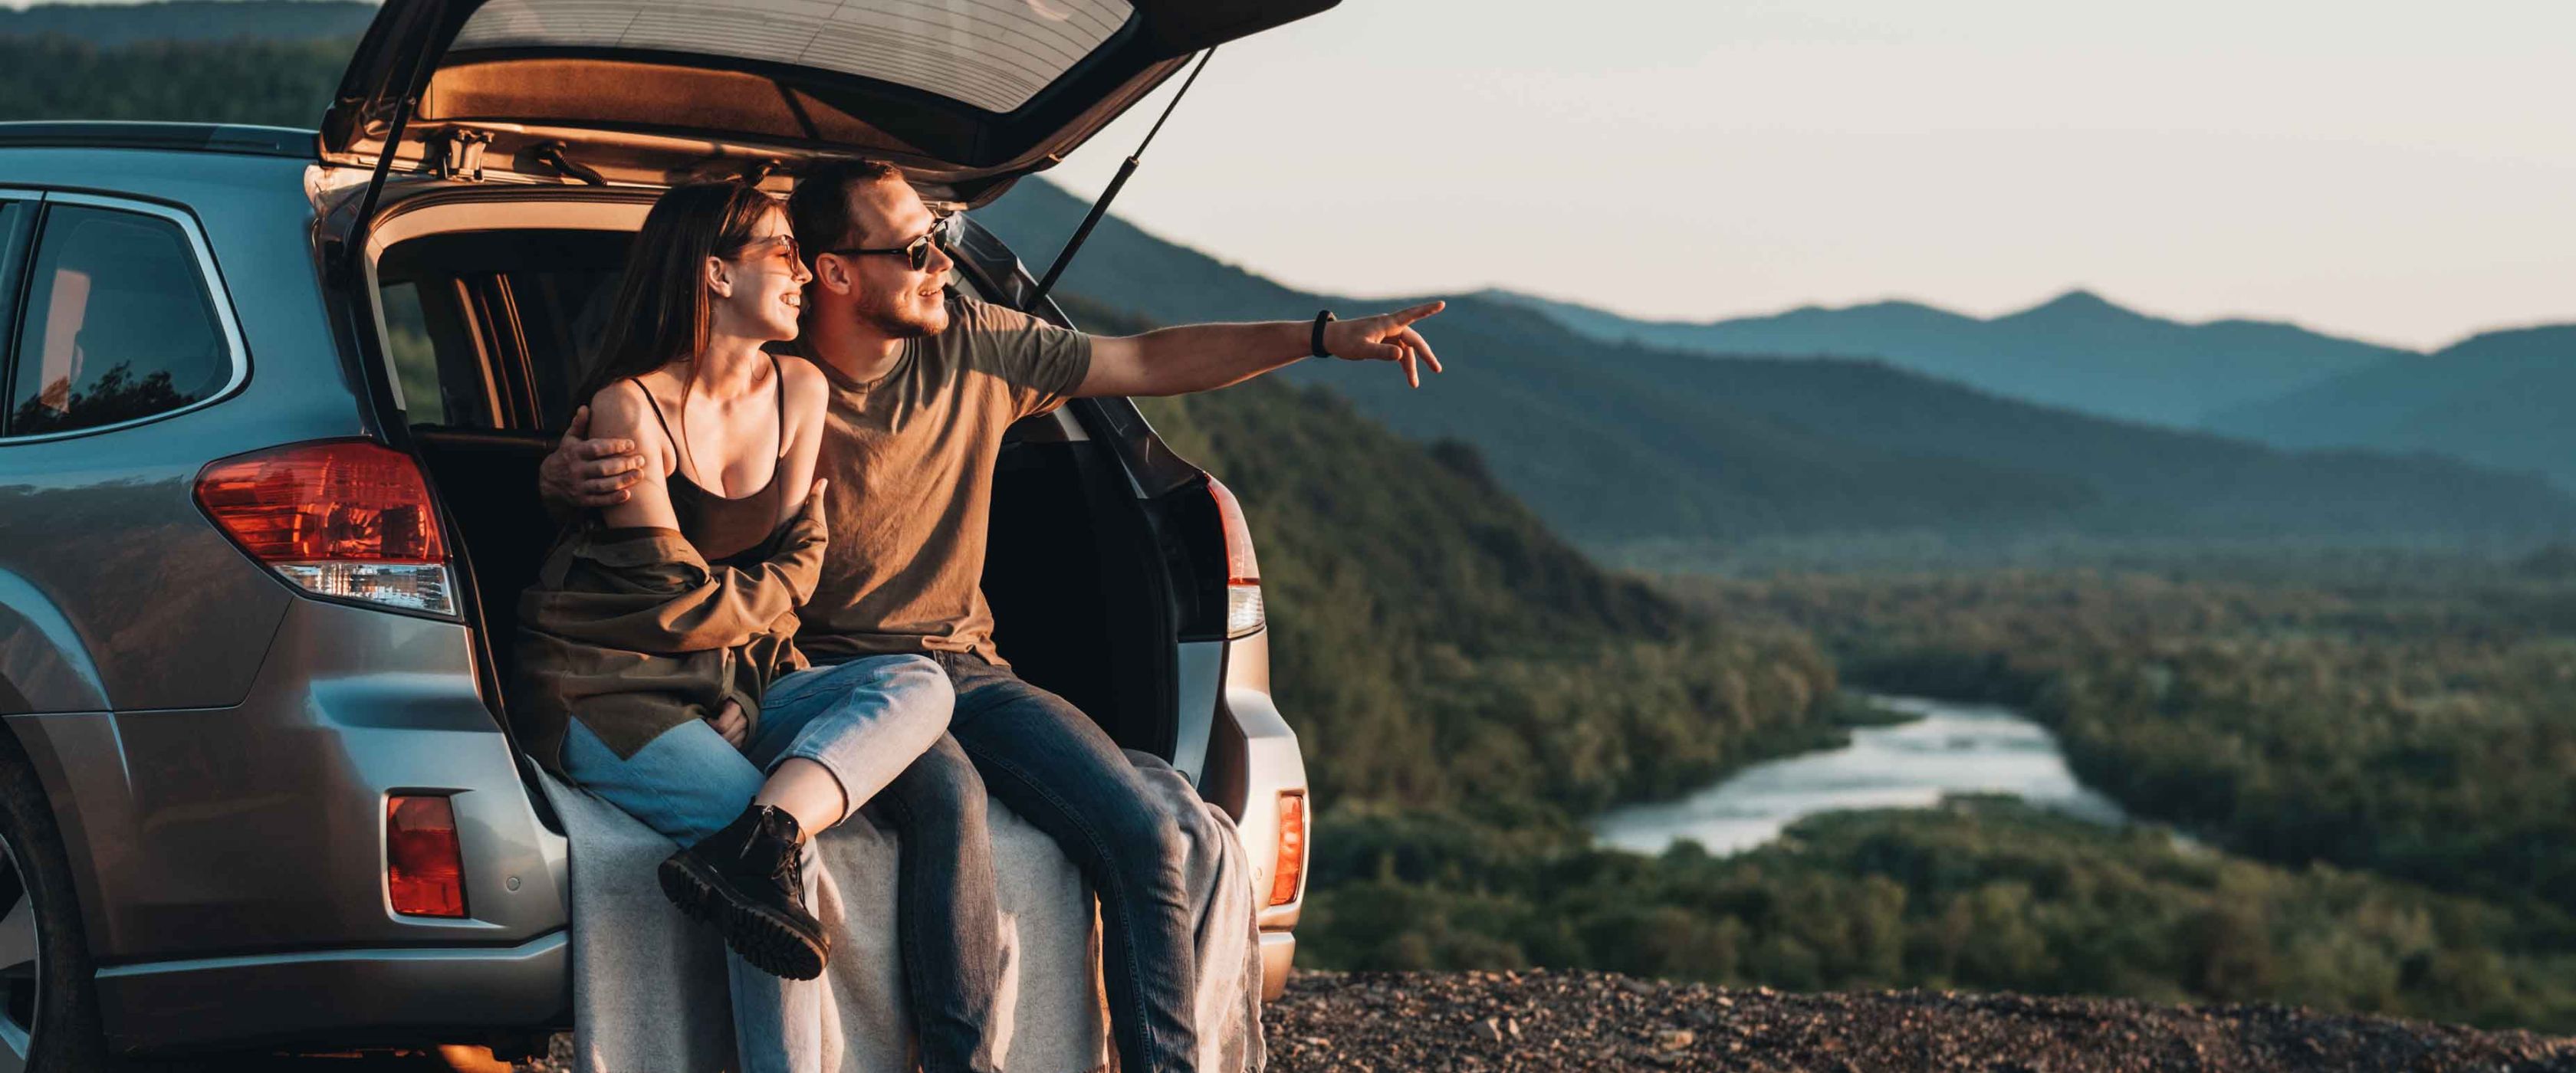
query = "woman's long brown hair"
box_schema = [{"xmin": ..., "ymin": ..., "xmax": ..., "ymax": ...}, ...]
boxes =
[{"xmin": 572, "ymin": 180, "xmax": 782, "ymax": 421}]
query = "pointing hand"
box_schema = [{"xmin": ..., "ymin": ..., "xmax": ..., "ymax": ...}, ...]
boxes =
[{"xmin": 1322, "ymin": 300, "xmax": 1447, "ymax": 389}]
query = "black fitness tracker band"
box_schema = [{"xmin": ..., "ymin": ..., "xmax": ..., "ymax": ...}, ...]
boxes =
[{"xmin": 1310, "ymin": 310, "xmax": 1336, "ymax": 358}]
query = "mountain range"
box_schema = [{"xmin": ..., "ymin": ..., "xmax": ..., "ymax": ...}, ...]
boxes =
[
  {"xmin": 6, "ymin": 1, "xmax": 2567, "ymax": 550},
  {"xmin": 1481, "ymin": 281, "xmax": 2576, "ymax": 497},
  {"xmin": 1477, "ymin": 287, "xmax": 2417, "ymax": 430},
  {"xmin": 2205, "ymin": 325, "xmax": 2576, "ymax": 492},
  {"xmin": 976, "ymin": 180, "xmax": 2576, "ymax": 546}
]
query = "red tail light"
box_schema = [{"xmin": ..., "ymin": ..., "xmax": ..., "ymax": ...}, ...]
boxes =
[
  {"xmin": 386, "ymin": 796, "xmax": 466, "ymax": 918},
  {"xmin": 195, "ymin": 439, "xmax": 455, "ymax": 615},
  {"xmin": 1267, "ymin": 789, "xmax": 1306, "ymax": 907},
  {"xmin": 1207, "ymin": 477, "xmax": 1263, "ymax": 637}
]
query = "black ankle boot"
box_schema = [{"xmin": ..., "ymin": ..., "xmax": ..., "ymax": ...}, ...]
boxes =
[{"xmin": 659, "ymin": 804, "xmax": 830, "ymax": 980}]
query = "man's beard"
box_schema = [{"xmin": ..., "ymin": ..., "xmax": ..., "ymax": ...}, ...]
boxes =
[{"xmin": 853, "ymin": 287, "xmax": 947, "ymax": 340}]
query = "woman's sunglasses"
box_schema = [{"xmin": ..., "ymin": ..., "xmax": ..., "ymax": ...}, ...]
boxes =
[{"xmin": 825, "ymin": 213, "xmax": 956, "ymax": 271}]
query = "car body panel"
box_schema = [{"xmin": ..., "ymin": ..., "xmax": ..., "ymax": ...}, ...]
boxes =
[
  {"xmin": 0, "ymin": 569, "xmax": 109, "ymax": 714},
  {"xmin": 93, "ymin": 930, "xmax": 568, "ymax": 1053},
  {"xmin": 0, "ymin": 142, "xmax": 573, "ymax": 1053},
  {"xmin": 1171, "ymin": 639, "xmax": 1223, "ymax": 783},
  {"xmin": 0, "ymin": 153, "xmax": 358, "ymax": 715},
  {"xmin": 1217, "ymin": 627, "xmax": 1304, "ymax": 930},
  {"xmin": 0, "ymin": 432, "xmax": 292, "ymax": 714},
  {"xmin": 12, "ymin": 596, "xmax": 567, "ymax": 967}
]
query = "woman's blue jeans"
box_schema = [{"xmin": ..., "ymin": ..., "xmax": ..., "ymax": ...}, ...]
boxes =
[{"xmin": 561, "ymin": 653, "xmax": 1001, "ymax": 1073}]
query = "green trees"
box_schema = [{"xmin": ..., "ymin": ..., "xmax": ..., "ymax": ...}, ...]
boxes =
[
  {"xmin": 1304, "ymin": 799, "xmax": 2576, "ymax": 1031},
  {"xmin": 0, "ymin": 36, "xmax": 348, "ymax": 126},
  {"xmin": 1694, "ymin": 568, "xmax": 2576, "ymax": 917},
  {"xmin": 1103, "ymin": 295, "xmax": 2576, "ymax": 1030},
  {"xmin": 1125, "ymin": 365, "xmax": 1838, "ymax": 815}
]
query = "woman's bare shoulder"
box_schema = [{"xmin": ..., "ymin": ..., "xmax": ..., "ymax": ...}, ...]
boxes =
[
  {"xmin": 779, "ymin": 356, "xmax": 830, "ymax": 419},
  {"xmin": 585, "ymin": 378, "xmax": 669, "ymax": 454}
]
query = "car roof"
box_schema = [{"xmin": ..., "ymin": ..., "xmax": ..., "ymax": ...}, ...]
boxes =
[{"xmin": 0, "ymin": 122, "xmax": 314, "ymax": 159}]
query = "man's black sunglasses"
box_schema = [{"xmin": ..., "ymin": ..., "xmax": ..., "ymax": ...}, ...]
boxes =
[{"xmin": 825, "ymin": 214, "xmax": 956, "ymax": 271}]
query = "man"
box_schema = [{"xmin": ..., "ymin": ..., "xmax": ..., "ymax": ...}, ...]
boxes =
[{"xmin": 541, "ymin": 159, "xmax": 1443, "ymax": 1071}]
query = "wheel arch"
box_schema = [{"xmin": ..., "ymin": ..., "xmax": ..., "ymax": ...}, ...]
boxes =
[{"xmin": 0, "ymin": 713, "xmax": 117, "ymax": 972}]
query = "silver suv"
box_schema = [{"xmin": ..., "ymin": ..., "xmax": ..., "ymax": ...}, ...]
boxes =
[{"xmin": 0, "ymin": 0, "xmax": 1326, "ymax": 1065}]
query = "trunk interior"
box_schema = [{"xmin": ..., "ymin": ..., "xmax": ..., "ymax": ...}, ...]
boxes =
[{"xmin": 369, "ymin": 225, "xmax": 1175, "ymax": 756}]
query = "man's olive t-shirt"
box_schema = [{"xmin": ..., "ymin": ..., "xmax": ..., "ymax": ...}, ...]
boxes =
[{"xmin": 793, "ymin": 295, "xmax": 1091, "ymax": 667}]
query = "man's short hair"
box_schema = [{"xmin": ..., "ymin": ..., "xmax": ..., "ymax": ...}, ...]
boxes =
[{"xmin": 788, "ymin": 158, "xmax": 904, "ymax": 263}]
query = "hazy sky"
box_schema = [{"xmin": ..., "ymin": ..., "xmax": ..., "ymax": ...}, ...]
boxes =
[
  {"xmin": 14, "ymin": 0, "xmax": 2569, "ymax": 347},
  {"xmin": 1038, "ymin": 0, "xmax": 2576, "ymax": 349}
]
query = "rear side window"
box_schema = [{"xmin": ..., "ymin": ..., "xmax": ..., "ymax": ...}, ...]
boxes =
[
  {"xmin": 0, "ymin": 202, "xmax": 27, "ymax": 369},
  {"xmin": 509, "ymin": 264, "xmax": 622, "ymax": 424},
  {"xmin": 376, "ymin": 229, "xmax": 627, "ymax": 432},
  {"xmin": 378, "ymin": 281, "xmax": 447, "ymax": 425},
  {"xmin": 5, "ymin": 205, "xmax": 232, "ymax": 438}
]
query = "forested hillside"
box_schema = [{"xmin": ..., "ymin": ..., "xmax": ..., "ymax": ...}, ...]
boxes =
[
  {"xmin": 2206, "ymin": 325, "xmax": 2576, "ymax": 493},
  {"xmin": 0, "ymin": 0, "xmax": 372, "ymax": 44},
  {"xmin": 1061, "ymin": 294, "xmax": 1841, "ymax": 813},
  {"xmin": 0, "ymin": 2, "xmax": 356, "ymax": 130},
  {"xmin": 1079, "ymin": 297, "xmax": 2576, "ymax": 1033},
  {"xmin": 981, "ymin": 182, "xmax": 2576, "ymax": 547},
  {"xmin": 0, "ymin": 33, "xmax": 349, "ymax": 126}
]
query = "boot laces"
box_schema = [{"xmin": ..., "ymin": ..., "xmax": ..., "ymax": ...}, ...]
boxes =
[{"xmin": 754, "ymin": 806, "xmax": 806, "ymax": 892}]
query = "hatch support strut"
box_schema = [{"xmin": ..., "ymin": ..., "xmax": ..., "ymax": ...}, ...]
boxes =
[
  {"xmin": 1031, "ymin": 48, "xmax": 1217, "ymax": 307},
  {"xmin": 337, "ymin": 28, "xmax": 442, "ymax": 279}
]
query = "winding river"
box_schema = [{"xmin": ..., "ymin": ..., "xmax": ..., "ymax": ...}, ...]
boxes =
[{"xmin": 1592, "ymin": 694, "xmax": 2130, "ymax": 856}]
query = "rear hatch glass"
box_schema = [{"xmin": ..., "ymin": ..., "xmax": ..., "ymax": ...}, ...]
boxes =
[
  {"xmin": 454, "ymin": 0, "xmax": 1133, "ymax": 114},
  {"xmin": 323, "ymin": 0, "xmax": 1336, "ymax": 201}
]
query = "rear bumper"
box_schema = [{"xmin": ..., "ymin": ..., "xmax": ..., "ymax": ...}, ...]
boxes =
[
  {"xmin": 1198, "ymin": 630, "xmax": 1307, "ymax": 1001},
  {"xmin": 5, "ymin": 597, "xmax": 571, "ymax": 1053},
  {"xmin": 1260, "ymin": 930, "xmax": 1295, "ymax": 1002},
  {"xmin": 94, "ymin": 931, "xmax": 570, "ymax": 1053}
]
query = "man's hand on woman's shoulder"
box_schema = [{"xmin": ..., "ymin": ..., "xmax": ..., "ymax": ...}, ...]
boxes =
[{"xmin": 538, "ymin": 404, "xmax": 651, "ymax": 510}]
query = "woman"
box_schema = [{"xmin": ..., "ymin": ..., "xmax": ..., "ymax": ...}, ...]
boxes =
[{"xmin": 511, "ymin": 181, "xmax": 960, "ymax": 1073}]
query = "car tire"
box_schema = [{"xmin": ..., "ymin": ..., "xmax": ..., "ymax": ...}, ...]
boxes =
[{"xmin": 0, "ymin": 740, "xmax": 111, "ymax": 1073}]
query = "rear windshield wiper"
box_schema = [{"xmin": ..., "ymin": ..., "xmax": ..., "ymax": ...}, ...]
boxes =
[{"xmin": 534, "ymin": 142, "xmax": 608, "ymax": 186}]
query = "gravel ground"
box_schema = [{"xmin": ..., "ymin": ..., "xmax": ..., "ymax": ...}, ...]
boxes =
[
  {"xmin": 232, "ymin": 969, "xmax": 2575, "ymax": 1071},
  {"xmin": 1261, "ymin": 970, "xmax": 2576, "ymax": 1073}
]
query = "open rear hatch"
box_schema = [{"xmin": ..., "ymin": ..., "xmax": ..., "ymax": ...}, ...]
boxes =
[{"xmin": 320, "ymin": 0, "xmax": 1335, "ymax": 202}]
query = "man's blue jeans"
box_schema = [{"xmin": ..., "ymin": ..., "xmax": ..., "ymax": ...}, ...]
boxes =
[
  {"xmin": 561, "ymin": 653, "xmax": 1002, "ymax": 1073},
  {"xmin": 934, "ymin": 651, "xmax": 1202, "ymax": 1073}
]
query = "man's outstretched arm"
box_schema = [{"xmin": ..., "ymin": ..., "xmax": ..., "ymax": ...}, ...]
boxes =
[{"xmin": 1074, "ymin": 300, "xmax": 1446, "ymax": 399}]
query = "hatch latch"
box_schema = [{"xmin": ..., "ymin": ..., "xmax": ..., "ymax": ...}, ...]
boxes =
[{"xmin": 433, "ymin": 128, "xmax": 493, "ymax": 182}]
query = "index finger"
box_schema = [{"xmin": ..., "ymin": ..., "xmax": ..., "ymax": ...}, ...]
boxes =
[
  {"xmin": 575, "ymin": 437, "xmax": 639, "ymax": 460},
  {"xmin": 1391, "ymin": 300, "xmax": 1446, "ymax": 326}
]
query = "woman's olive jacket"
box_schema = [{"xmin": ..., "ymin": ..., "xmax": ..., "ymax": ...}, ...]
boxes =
[{"xmin": 509, "ymin": 497, "xmax": 825, "ymax": 773}]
